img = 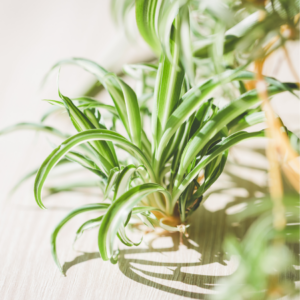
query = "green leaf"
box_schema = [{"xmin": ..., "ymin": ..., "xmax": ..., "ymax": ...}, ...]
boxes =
[
  {"xmin": 104, "ymin": 167, "xmax": 121, "ymax": 199},
  {"xmin": 45, "ymin": 97, "xmax": 149, "ymax": 160},
  {"xmin": 157, "ymin": 0, "xmax": 181, "ymax": 63},
  {"xmin": 155, "ymin": 69, "xmax": 241, "ymax": 163},
  {"xmin": 34, "ymin": 129, "xmax": 156, "ymax": 209},
  {"xmin": 73, "ymin": 215, "xmax": 104, "ymax": 246},
  {"xmin": 77, "ymin": 102, "xmax": 118, "ymax": 116},
  {"xmin": 117, "ymin": 224, "xmax": 142, "ymax": 247},
  {"xmin": 113, "ymin": 165, "xmax": 137, "ymax": 201},
  {"xmin": 82, "ymin": 108, "xmax": 102, "ymax": 129},
  {"xmin": 45, "ymin": 96, "xmax": 149, "ymax": 160},
  {"xmin": 155, "ymin": 20, "xmax": 185, "ymax": 148},
  {"xmin": 58, "ymin": 90, "xmax": 119, "ymax": 173},
  {"xmin": 141, "ymin": 131, "xmax": 152, "ymax": 160},
  {"xmin": 65, "ymin": 150, "xmax": 108, "ymax": 179},
  {"xmin": 132, "ymin": 206, "xmax": 166, "ymax": 215},
  {"xmin": 47, "ymin": 58, "xmax": 143, "ymax": 147},
  {"xmin": 74, "ymin": 205, "xmax": 164, "ymax": 248},
  {"xmin": 189, "ymin": 99, "xmax": 213, "ymax": 138},
  {"xmin": 203, "ymin": 150, "xmax": 228, "ymax": 193},
  {"xmin": 193, "ymin": 10, "xmax": 262, "ymax": 58},
  {"xmin": 44, "ymin": 98, "xmax": 119, "ymax": 116},
  {"xmin": 123, "ymin": 63, "xmax": 158, "ymax": 78},
  {"xmin": 0, "ymin": 123, "xmax": 68, "ymax": 139},
  {"xmin": 49, "ymin": 58, "xmax": 107, "ymax": 80},
  {"xmin": 229, "ymin": 111, "xmax": 266, "ymax": 133},
  {"xmin": 156, "ymin": 71, "xmax": 298, "ymax": 166},
  {"xmin": 51, "ymin": 203, "xmax": 109, "ymax": 274},
  {"xmin": 172, "ymin": 130, "xmax": 265, "ymax": 204},
  {"xmin": 178, "ymin": 5, "xmax": 194, "ymax": 84},
  {"xmin": 136, "ymin": 212, "xmax": 156, "ymax": 229},
  {"xmin": 135, "ymin": 0, "xmax": 161, "ymax": 54},
  {"xmin": 98, "ymin": 183, "xmax": 170, "ymax": 260},
  {"xmin": 175, "ymin": 83, "xmax": 298, "ymax": 185},
  {"xmin": 43, "ymin": 99, "xmax": 65, "ymax": 108},
  {"xmin": 103, "ymin": 74, "xmax": 142, "ymax": 148}
]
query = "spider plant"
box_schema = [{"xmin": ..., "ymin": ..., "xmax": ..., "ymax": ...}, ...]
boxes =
[{"xmin": 1, "ymin": 0, "xmax": 299, "ymax": 275}]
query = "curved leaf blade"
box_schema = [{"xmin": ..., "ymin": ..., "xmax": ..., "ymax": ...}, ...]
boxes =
[
  {"xmin": 0, "ymin": 123, "xmax": 68, "ymax": 139},
  {"xmin": 98, "ymin": 183, "xmax": 170, "ymax": 260},
  {"xmin": 104, "ymin": 74, "xmax": 142, "ymax": 148},
  {"xmin": 113, "ymin": 164, "xmax": 137, "ymax": 201},
  {"xmin": 34, "ymin": 129, "xmax": 156, "ymax": 209},
  {"xmin": 173, "ymin": 130, "xmax": 265, "ymax": 203},
  {"xmin": 175, "ymin": 84, "xmax": 295, "ymax": 182},
  {"xmin": 73, "ymin": 215, "xmax": 104, "ymax": 246},
  {"xmin": 58, "ymin": 90, "xmax": 119, "ymax": 171},
  {"xmin": 51, "ymin": 203, "xmax": 109, "ymax": 274},
  {"xmin": 136, "ymin": 0, "xmax": 161, "ymax": 54}
]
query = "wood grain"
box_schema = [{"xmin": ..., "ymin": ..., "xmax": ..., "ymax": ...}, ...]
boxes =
[
  {"xmin": 0, "ymin": 1, "xmax": 299, "ymax": 299},
  {"xmin": 0, "ymin": 143, "xmax": 298, "ymax": 300}
]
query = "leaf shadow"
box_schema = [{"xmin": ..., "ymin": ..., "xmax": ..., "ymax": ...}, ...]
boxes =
[
  {"xmin": 62, "ymin": 252, "xmax": 100, "ymax": 275},
  {"xmin": 116, "ymin": 200, "xmax": 244, "ymax": 299},
  {"xmin": 61, "ymin": 156, "xmax": 299, "ymax": 299}
]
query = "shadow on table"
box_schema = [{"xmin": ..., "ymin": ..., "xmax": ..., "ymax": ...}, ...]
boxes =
[
  {"xmin": 61, "ymin": 156, "xmax": 299, "ymax": 299},
  {"xmin": 116, "ymin": 173, "xmax": 259, "ymax": 300},
  {"xmin": 62, "ymin": 252, "xmax": 100, "ymax": 275}
]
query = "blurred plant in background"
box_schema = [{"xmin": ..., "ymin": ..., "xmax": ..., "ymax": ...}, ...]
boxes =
[
  {"xmin": 212, "ymin": 195, "xmax": 299, "ymax": 300},
  {"xmin": 0, "ymin": 0, "xmax": 299, "ymax": 298}
]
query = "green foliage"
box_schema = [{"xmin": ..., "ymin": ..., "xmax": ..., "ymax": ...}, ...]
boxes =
[
  {"xmin": 212, "ymin": 195, "xmax": 300, "ymax": 300},
  {"xmin": 1, "ymin": 0, "xmax": 299, "ymax": 282}
]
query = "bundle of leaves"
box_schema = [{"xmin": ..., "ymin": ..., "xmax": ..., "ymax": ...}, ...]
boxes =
[{"xmin": 1, "ymin": 0, "xmax": 299, "ymax": 274}]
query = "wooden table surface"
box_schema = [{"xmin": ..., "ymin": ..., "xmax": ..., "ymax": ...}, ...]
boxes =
[
  {"xmin": 0, "ymin": 141, "xmax": 299, "ymax": 300},
  {"xmin": 0, "ymin": 1, "xmax": 299, "ymax": 299},
  {"xmin": 0, "ymin": 151, "xmax": 255, "ymax": 300}
]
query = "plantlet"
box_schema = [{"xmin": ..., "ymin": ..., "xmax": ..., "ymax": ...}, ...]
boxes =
[{"xmin": 1, "ymin": 0, "xmax": 299, "ymax": 276}]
